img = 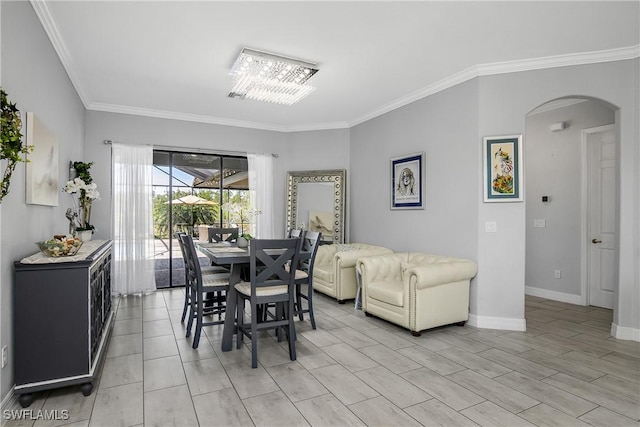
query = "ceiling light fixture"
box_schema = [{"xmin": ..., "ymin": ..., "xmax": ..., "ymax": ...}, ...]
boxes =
[{"xmin": 228, "ymin": 48, "xmax": 319, "ymax": 106}]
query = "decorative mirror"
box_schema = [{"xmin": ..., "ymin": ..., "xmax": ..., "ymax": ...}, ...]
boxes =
[{"xmin": 286, "ymin": 169, "xmax": 346, "ymax": 244}]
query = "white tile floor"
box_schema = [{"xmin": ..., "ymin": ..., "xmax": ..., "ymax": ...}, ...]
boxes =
[{"xmin": 5, "ymin": 291, "xmax": 640, "ymax": 426}]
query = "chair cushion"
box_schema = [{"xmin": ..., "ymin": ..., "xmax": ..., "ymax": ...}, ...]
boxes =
[
  {"xmin": 234, "ymin": 282, "xmax": 288, "ymax": 297},
  {"xmin": 366, "ymin": 280, "xmax": 404, "ymax": 307},
  {"xmin": 283, "ymin": 265, "xmax": 309, "ymax": 280},
  {"xmin": 202, "ymin": 275, "xmax": 230, "ymax": 286},
  {"xmin": 313, "ymin": 264, "xmax": 333, "ymax": 282}
]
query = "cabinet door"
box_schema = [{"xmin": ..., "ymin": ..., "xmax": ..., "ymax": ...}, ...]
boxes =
[{"xmin": 15, "ymin": 268, "xmax": 89, "ymax": 385}]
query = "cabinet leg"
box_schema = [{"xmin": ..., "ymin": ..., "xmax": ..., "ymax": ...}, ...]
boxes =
[
  {"xmin": 18, "ymin": 394, "xmax": 34, "ymax": 408},
  {"xmin": 80, "ymin": 382, "xmax": 93, "ymax": 397}
]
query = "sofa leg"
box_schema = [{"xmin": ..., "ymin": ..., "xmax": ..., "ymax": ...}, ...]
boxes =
[
  {"xmin": 337, "ymin": 300, "xmax": 345, "ymax": 304},
  {"xmin": 364, "ymin": 311, "xmax": 372, "ymax": 317},
  {"xmin": 456, "ymin": 321, "xmax": 466, "ymax": 327},
  {"xmin": 411, "ymin": 330, "xmax": 422, "ymax": 337}
]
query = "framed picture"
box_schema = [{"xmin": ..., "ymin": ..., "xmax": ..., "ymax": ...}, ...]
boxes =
[
  {"xmin": 26, "ymin": 112, "xmax": 59, "ymax": 206},
  {"xmin": 391, "ymin": 152, "xmax": 425, "ymax": 209},
  {"xmin": 483, "ymin": 134, "xmax": 523, "ymax": 202}
]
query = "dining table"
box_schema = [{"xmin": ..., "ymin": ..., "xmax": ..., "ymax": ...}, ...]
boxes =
[
  {"xmin": 196, "ymin": 240, "xmax": 311, "ymax": 352},
  {"xmin": 196, "ymin": 242, "xmax": 249, "ymax": 351}
]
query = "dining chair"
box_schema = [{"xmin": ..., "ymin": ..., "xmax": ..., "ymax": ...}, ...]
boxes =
[
  {"xmin": 292, "ymin": 231, "xmax": 322, "ymax": 329},
  {"xmin": 179, "ymin": 233, "xmax": 230, "ymax": 349},
  {"xmin": 288, "ymin": 228, "xmax": 303, "ymax": 239},
  {"xmin": 234, "ymin": 238, "xmax": 301, "ymax": 368},
  {"xmin": 175, "ymin": 231, "xmax": 229, "ymax": 323},
  {"xmin": 208, "ymin": 227, "xmax": 239, "ymax": 243}
]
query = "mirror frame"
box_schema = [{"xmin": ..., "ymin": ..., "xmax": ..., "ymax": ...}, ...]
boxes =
[{"xmin": 286, "ymin": 169, "xmax": 346, "ymax": 244}]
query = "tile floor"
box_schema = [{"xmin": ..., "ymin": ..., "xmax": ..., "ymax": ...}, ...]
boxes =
[{"xmin": 4, "ymin": 291, "xmax": 640, "ymax": 426}]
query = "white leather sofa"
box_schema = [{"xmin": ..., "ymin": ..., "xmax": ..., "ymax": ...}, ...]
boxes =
[
  {"xmin": 312, "ymin": 243, "xmax": 393, "ymax": 303},
  {"xmin": 357, "ymin": 252, "xmax": 478, "ymax": 335}
]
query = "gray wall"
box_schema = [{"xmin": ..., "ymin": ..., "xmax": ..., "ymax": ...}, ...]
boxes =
[
  {"xmin": 350, "ymin": 79, "xmax": 479, "ymax": 258},
  {"xmin": 84, "ymin": 111, "xmax": 292, "ymax": 240},
  {"xmin": 476, "ymin": 60, "xmax": 638, "ymax": 331},
  {"xmin": 525, "ymin": 100, "xmax": 615, "ymax": 298},
  {"xmin": 1, "ymin": 1, "xmax": 86, "ymax": 400}
]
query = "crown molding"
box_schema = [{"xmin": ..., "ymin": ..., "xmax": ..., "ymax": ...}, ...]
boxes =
[
  {"xmin": 88, "ymin": 102, "xmax": 288, "ymax": 132},
  {"xmin": 30, "ymin": 0, "xmax": 90, "ymax": 107},
  {"xmin": 32, "ymin": 0, "xmax": 638, "ymax": 133},
  {"xmin": 349, "ymin": 44, "xmax": 640, "ymax": 128}
]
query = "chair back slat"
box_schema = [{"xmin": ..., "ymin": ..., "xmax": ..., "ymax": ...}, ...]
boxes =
[
  {"xmin": 208, "ymin": 227, "xmax": 239, "ymax": 243},
  {"xmin": 288, "ymin": 228, "xmax": 304, "ymax": 239},
  {"xmin": 250, "ymin": 239, "xmax": 301, "ymax": 292}
]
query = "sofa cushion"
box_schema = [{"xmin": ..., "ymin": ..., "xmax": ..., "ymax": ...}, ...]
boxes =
[
  {"xmin": 367, "ymin": 280, "xmax": 404, "ymax": 307},
  {"xmin": 313, "ymin": 264, "xmax": 334, "ymax": 282}
]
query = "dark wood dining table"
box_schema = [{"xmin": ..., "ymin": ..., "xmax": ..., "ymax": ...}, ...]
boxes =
[{"xmin": 196, "ymin": 242, "xmax": 248, "ymax": 351}]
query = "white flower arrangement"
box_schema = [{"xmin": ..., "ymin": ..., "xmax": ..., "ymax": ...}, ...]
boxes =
[{"xmin": 63, "ymin": 177, "xmax": 100, "ymax": 231}]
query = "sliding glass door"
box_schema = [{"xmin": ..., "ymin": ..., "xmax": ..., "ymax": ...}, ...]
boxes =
[{"xmin": 152, "ymin": 150, "xmax": 248, "ymax": 288}]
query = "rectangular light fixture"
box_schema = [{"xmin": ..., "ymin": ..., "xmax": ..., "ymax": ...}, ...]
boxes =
[{"xmin": 228, "ymin": 48, "xmax": 319, "ymax": 106}]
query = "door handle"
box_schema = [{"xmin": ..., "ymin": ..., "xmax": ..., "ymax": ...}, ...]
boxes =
[{"xmin": 592, "ymin": 239, "xmax": 602, "ymax": 244}]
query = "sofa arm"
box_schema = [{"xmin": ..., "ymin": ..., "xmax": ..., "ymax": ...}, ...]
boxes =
[
  {"xmin": 407, "ymin": 260, "xmax": 478, "ymax": 290},
  {"xmin": 357, "ymin": 253, "xmax": 407, "ymax": 284},
  {"xmin": 335, "ymin": 248, "xmax": 392, "ymax": 269},
  {"xmin": 315, "ymin": 244, "xmax": 337, "ymax": 265}
]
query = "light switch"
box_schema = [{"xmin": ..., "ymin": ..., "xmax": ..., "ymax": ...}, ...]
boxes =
[
  {"xmin": 534, "ymin": 219, "xmax": 546, "ymax": 228},
  {"xmin": 485, "ymin": 221, "xmax": 497, "ymax": 233}
]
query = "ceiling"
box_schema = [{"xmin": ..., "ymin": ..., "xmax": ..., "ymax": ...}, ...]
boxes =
[{"xmin": 35, "ymin": 1, "xmax": 639, "ymax": 132}]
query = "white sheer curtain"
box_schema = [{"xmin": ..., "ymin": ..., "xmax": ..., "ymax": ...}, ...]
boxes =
[
  {"xmin": 111, "ymin": 143, "xmax": 156, "ymax": 295},
  {"xmin": 247, "ymin": 153, "xmax": 275, "ymax": 238}
]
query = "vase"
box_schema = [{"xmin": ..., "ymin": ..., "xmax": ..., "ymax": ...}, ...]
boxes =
[
  {"xmin": 77, "ymin": 230, "xmax": 93, "ymax": 242},
  {"xmin": 237, "ymin": 236, "xmax": 249, "ymax": 248}
]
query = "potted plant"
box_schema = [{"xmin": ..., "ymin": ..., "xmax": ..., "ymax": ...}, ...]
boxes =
[
  {"xmin": 0, "ymin": 88, "xmax": 33, "ymax": 202},
  {"xmin": 62, "ymin": 161, "xmax": 100, "ymax": 241},
  {"xmin": 237, "ymin": 233, "xmax": 252, "ymax": 248}
]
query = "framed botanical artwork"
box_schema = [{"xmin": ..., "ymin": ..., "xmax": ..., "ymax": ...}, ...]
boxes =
[
  {"xmin": 26, "ymin": 112, "xmax": 59, "ymax": 206},
  {"xmin": 391, "ymin": 152, "xmax": 425, "ymax": 209},
  {"xmin": 483, "ymin": 134, "xmax": 523, "ymax": 202}
]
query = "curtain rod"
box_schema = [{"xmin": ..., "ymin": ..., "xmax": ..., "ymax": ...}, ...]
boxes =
[{"xmin": 103, "ymin": 140, "xmax": 278, "ymax": 158}]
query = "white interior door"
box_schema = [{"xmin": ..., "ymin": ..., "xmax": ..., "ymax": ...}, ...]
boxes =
[{"xmin": 586, "ymin": 125, "xmax": 617, "ymax": 309}]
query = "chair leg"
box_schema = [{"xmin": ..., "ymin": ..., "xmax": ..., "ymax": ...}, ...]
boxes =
[
  {"xmin": 181, "ymin": 287, "xmax": 189, "ymax": 322},
  {"xmin": 237, "ymin": 295, "xmax": 245, "ymax": 350},
  {"xmin": 296, "ymin": 283, "xmax": 304, "ymax": 321},
  {"xmin": 192, "ymin": 294, "xmax": 203, "ymax": 349},
  {"xmin": 185, "ymin": 288, "xmax": 195, "ymax": 338},
  {"xmin": 306, "ymin": 283, "xmax": 316, "ymax": 330},
  {"xmin": 250, "ymin": 302, "xmax": 258, "ymax": 368},
  {"xmin": 287, "ymin": 299, "xmax": 297, "ymax": 361}
]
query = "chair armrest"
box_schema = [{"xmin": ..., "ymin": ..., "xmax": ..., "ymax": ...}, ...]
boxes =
[
  {"xmin": 315, "ymin": 245, "xmax": 336, "ymax": 265},
  {"xmin": 335, "ymin": 249, "xmax": 391, "ymax": 269},
  {"xmin": 357, "ymin": 253, "xmax": 405, "ymax": 284},
  {"xmin": 407, "ymin": 260, "xmax": 477, "ymax": 290}
]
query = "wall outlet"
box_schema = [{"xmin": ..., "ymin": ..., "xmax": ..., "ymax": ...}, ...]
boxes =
[
  {"xmin": 1, "ymin": 345, "xmax": 7, "ymax": 368},
  {"xmin": 554, "ymin": 270, "xmax": 562, "ymax": 279},
  {"xmin": 534, "ymin": 219, "xmax": 546, "ymax": 228},
  {"xmin": 485, "ymin": 221, "xmax": 497, "ymax": 233}
]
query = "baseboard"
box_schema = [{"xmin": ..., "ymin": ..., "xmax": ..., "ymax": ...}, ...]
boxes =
[
  {"xmin": 468, "ymin": 314, "xmax": 526, "ymax": 331},
  {"xmin": 1, "ymin": 385, "xmax": 17, "ymax": 411},
  {"xmin": 611, "ymin": 323, "xmax": 640, "ymax": 342},
  {"xmin": 525, "ymin": 286, "xmax": 584, "ymax": 305}
]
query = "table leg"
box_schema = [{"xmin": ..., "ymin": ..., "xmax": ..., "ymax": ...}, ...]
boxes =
[{"xmin": 221, "ymin": 264, "xmax": 241, "ymax": 351}]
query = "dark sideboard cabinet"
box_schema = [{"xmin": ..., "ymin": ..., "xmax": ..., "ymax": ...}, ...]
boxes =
[{"xmin": 13, "ymin": 240, "xmax": 113, "ymax": 407}]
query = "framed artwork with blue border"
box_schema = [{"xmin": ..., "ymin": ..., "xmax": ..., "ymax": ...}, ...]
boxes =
[
  {"xmin": 483, "ymin": 134, "xmax": 523, "ymax": 202},
  {"xmin": 391, "ymin": 152, "xmax": 425, "ymax": 209}
]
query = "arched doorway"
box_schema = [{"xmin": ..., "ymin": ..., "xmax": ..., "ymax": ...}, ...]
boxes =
[{"xmin": 524, "ymin": 97, "xmax": 619, "ymax": 322}]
